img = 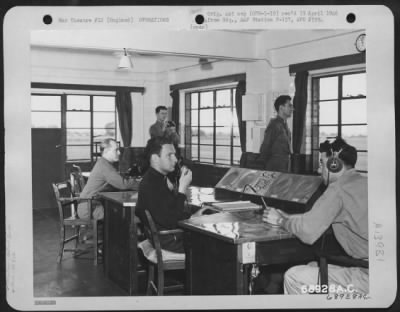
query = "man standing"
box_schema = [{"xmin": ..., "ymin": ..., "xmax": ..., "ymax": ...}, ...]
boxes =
[
  {"xmin": 149, "ymin": 105, "xmax": 168, "ymax": 138},
  {"xmin": 136, "ymin": 136, "xmax": 203, "ymax": 253},
  {"xmin": 259, "ymin": 95, "xmax": 294, "ymax": 172},
  {"xmin": 263, "ymin": 137, "xmax": 368, "ymax": 294},
  {"xmin": 77, "ymin": 138, "xmax": 140, "ymax": 220}
]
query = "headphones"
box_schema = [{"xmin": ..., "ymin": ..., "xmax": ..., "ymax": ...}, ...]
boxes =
[{"xmin": 326, "ymin": 148, "xmax": 344, "ymax": 173}]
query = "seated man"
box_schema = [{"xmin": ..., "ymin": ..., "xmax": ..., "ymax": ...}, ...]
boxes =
[
  {"xmin": 136, "ymin": 136, "xmax": 203, "ymax": 253},
  {"xmin": 263, "ymin": 137, "xmax": 368, "ymax": 294},
  {"xmin": 77, "ymin": 138, "xmax": 140, "ymax": 220}
]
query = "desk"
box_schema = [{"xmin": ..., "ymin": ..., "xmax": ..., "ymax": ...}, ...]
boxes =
[
  {"xmin": 101, "ymin": 191, "xmax": 140, "ymax": 295},
  {"xmin": 179, "ymin": 211, "xmax": 317, "ymax": 295}
]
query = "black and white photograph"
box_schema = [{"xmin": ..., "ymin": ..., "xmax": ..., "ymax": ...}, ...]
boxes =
[{"xmin": 3, "ymin": 5, "xmax": 397, "ymax": 310}]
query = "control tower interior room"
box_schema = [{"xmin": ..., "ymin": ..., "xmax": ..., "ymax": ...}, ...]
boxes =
[{"xmin": 30, "ymin": 29, "xmax": 368, "ymax": 297}]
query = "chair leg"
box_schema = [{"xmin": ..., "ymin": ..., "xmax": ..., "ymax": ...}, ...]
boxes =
[
  {"xmin": 92, "ymin": 220, "xmax": 98, "ymax": 266},
  {"xmin": 57, "ymin": 226, "xmax": 65, "ymax": 263},
  {"xmin": 147, "ymin": 265, "xmax": 155, "ymax": 295},
  {"xmin": 157, "ymin": 267, "xmax": 164, "ymax": 296},
  {"xmin": 74, "ymin": 226, "xmax": 80, "ymax": 256}
]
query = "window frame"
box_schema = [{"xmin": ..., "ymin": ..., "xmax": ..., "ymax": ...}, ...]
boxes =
[
  {"xmin": 186, "ymin": 86, "xmax": 241, "ymax": 166},
  {"xmin": 311, "ymin": 70, "xmax": 367, "ymax": 173},
  {"xmin": 31, "ymin": 92, "xmax": 118, "ymax": 163}
]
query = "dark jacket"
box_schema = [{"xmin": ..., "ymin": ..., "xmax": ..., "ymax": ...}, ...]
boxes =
[{"xmin": 259, "ymin": 116, "xmax": 292, "ymax": 172}]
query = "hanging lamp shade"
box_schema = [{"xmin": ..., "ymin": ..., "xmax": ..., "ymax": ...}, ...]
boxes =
[{"xmin": 118, "ymin": 48, "xmax": 133, "ymax": 69}]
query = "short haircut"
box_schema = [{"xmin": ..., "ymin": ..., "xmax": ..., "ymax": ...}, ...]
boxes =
[
  {"xmin": 100, "ymin": 138, "xmax": 116, "ymax": 153},
  {"xmin": 274, "ymin": 95, "xmax": 291, "ymax": 112},
  {"xmin": 319, "ymin": 137, "xmax": 357, "ymax": 168},
  {"xmin": 155, "ymin": 105, "xmax": 168, "ymax": 114},
  {"xmin": 144, "ymin": 136, "xmax": 173, "ymax": 162}
]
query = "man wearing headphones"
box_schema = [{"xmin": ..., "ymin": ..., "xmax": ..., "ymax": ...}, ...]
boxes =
[{"xmin": 263, "ymin": 137, "xmax": 368, "ymax": 294}]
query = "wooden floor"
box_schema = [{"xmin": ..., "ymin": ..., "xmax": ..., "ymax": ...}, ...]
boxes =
[{"xmin": 33, "ymin": 208, "xmax": 130, "ymax": 297}]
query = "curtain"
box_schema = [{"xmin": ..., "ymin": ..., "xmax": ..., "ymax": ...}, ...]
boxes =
[
  {"xmin": 115, "ymin": 91, "xmax": 132, "ymax": 147},
  {"xmin": 235, "ymin": 80, "xmax": 246, "ymax": 152},
  {"xmin": 170, "ymin": 89, "xmax": 180, "ymax": 129},
  {"xmin": 292, "ymin": 71, "xmax": 309, "ymax": 154}
]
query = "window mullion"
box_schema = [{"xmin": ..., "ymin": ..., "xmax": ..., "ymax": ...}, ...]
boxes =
[
  {"xmin": 213, "ymin": 90, "xmax": 216, "ymax": 165},
  {"xmin": 338, "ymin": 75, "xmax": 343, "ymax": 138}
]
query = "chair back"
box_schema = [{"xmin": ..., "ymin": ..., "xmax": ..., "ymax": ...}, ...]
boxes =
[
  {"xmin": 70, "ymin": 164, "xmax": 86, "ymax": 196},
  {"xmin": 52, "ymin": 181, "xmax": 76, "ymax": 221},
  {"xmin": 143, "ymin": 210, "xmax": 164, "ymax": 264}
]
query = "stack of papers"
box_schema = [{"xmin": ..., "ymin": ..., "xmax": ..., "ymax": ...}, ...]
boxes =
[{"xmin": 210, "ymin": 201, "xmax": 262, "ymax": 212}]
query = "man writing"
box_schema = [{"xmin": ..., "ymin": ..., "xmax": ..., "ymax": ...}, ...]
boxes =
[
  {"xmin": 77, "ymin": 138, "xmax": 140, "ymax": 220},
  {"xmin": 136, "ymin": 136, "xmax": 203, "ymax": 253},
  {"xmin": 263, "ymin": 137, "xmax": 368, "ymax": 294},
  {"xmin": 259, "ymin": 95, "xmax": 294, "ymax": 172},
  {"xmin": 149, "ymin": 105, "xmax": 168, "ymax": 138}
]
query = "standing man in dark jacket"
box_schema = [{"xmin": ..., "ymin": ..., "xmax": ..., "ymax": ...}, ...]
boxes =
[
  {"xmin": 259, "ymin": 95, "xmax": 294, "ymax": 172},
  {"xmin": 149, "ymin": 105, "xmax": 168, "ymax": 138}
]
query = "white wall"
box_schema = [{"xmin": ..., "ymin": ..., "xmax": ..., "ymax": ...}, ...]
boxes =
[{"xmin": 31, "ymin": 29, "xmax": 364, "ymax": 153}]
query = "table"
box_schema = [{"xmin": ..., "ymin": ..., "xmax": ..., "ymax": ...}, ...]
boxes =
[
  {"xmin": 100, "ymin": 191, "xmax": 140, "ymax": 295},
  {"xmin": 179, "ymin": 211, "xmax": 318, "ymax": 295}
]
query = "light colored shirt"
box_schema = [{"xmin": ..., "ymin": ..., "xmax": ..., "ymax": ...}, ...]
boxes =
[
  {"xmin": 283, "ymin": 169, "xmax": 368, "ymax": 260},
  {"xmin": 80, "ymin": 157, "xmax": 139, "ymax": 199}
]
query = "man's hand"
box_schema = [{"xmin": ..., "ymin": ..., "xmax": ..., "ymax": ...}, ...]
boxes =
[
  {"xmin": 178, "ymin": 166, "xmax": 192, "ymax": 193},
  {"xmin": 262, "ymin": 207, "xmax": 286, "ymax": 226}
]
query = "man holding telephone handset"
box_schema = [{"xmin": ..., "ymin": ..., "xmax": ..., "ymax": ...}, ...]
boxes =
[{"xmin": 136, "ymin": 136, "xmax": 205, "ymax": 253}]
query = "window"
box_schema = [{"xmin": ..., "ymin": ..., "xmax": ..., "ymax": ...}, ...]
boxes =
[
  {"xmin": 311, "ymin": 72, "xmax": 367, "ymax": 172},
  {"xmin": 66, "ymin": 95, "xmax": 117, "ymax": 161},
  {"xmin": 186, "ymin": 87, "xmax": 241, "ymax": 165},
  {"xmin": 31, "ymin": 93, "xmax": 117, "ymax": 162},
  {"xmin": 31, "ymin": 95, "xmax": 62, "ymax": 128}
]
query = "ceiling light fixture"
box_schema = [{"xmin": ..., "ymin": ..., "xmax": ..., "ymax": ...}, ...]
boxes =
[
  {"xmin": 118, "ymin": 48, "xmax": 133, "ymax": 69},
  {"xmin": 199, "ymin": 57, "xmax": 213, "ymax": 70}
]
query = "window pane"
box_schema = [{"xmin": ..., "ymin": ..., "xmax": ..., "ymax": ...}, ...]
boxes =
[
  {"xmin": 199, "ymin": 109, "xmax": 214, "ymax": 126},
  {"xmin": 356, "ymin": 152, "xmax": 368, "ymax": 172},
  {"xmin": 93, "ymin": 112, "xmax": 115, "ymax": 128},
  {"xmin": 93, "ymin": 96, "xmax": 115, "ymax": 111},
  {"xmin": 200, "ymin": 91, "xmax": 213, "ymax": 108},
  {"xmin": 216, "ymin": 146, "xmax": 231, "ymax": 165},
  {"xmin": 93, "ymin": 129, "xmax": 115, "ymax": 142},
  {"xmin": 199, "ymin": 127, "xmax": 213, "ymax": 144},
  {"xmin": 319, "ymin": 101, "xmax": 338, "ymax": 125},
  {"xmin": 319, "ymin": 76, "xmax": 338, "ymax": 100},
  {"xmin": 67, "ymin": 129, "xmax": 90, "ymax": 145},
  {"xmin": 67, "ymin": 95, "xmax": 90, "ymax": 110},
  {"xmin": 191, "ymin": 110, "xmax": 198, "ymax": 126},
  {"xmin": 233, "ymin": 89, "xmax": 236, "ymax": 106},
  {"xmin": 191, "ymin": 127, "xmax": 199, "ymax": 144},
  {"xmin": 67, "ymin": 112, "xmax": 90, "ymax": 128},
  {"xmin": 199, "ymin": 145, "xmax": 213, "ymax": 163},
  {"xmin": 342, "ymin": 73, "xmax": 366, "ymax": 97},
  {"xmin": 341, "ymin": 99, "xmax": 367, "ymax": 124},
  {"xmin": 216, "ymin": 108, "xmax": 233, "ymax": 126},
  {"xmin": 233, "ymin": 146, "xmax": 242, "ymax": 164},
  {"xmin": 233, "ymin": 127, "xmax": 240, "ymax": 146},
  {"xmin": 216, "ymin": 89, "xmax": 231, "ymax": 107},
  {"xmin": 191, "ymin": 145, "xmax": 199, "ymax": 160},
  {"xmin": 67, "ymin": 145, "xmax": 90, "ymax": 160},
  {"xmin": 191, "ymin": 93, "xmax": 198, "ymax": 109},
  {"xmin": 31, "ymin": 95, "xmax": 61, "ymax": 111},
  {"xmin": 319, "ymin": 126, "xmax": 338, "ymax": 142},
  {"xmin": 216, "ymin": 127, "xmax": 231, "ymax": 145},
  {"xmin": 32, "ymin": 112, "xmax": 61, "ymax": 128},
  {"xmin": 342, "ymin": 126, "xmax": 368, "ymax": 150}
]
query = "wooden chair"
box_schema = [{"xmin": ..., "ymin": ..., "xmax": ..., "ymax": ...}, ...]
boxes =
[
  {"xmin": 52, "ymin": 181, "xmax": 102, "ymax": 265},
  {"xmin": 69, "ymin": 164, "xmax": 86, "ymax": 197},
  {"xmin": 317, "ymin": 229, "xmax": 368, "ymax": 289},
  {"xmin": 138, "ymin": 210, "xmax": 185, "ymax": 295}
]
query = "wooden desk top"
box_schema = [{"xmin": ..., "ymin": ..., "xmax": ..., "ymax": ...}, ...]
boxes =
[
  {"xmin": 100, "ymin": 191, "xmax": 138, "ymax": 207},
  {"xmin": 179, "ymin": 211, "xmax": 293, "ymax": 244}
]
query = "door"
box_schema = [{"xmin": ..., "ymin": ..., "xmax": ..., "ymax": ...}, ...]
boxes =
[{"xmin": 32, "ymin": 128, "xmax": 64, "ymax": 209}]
